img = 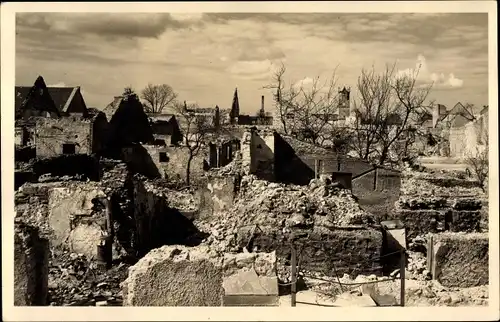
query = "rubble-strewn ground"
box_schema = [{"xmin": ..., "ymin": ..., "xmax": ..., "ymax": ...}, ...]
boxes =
[
  {"xmin": 288, "ymin": 248, "xmax": 488, "ymax": 307},
  {"xmin": 401, "ymin": 167, "xmax": 485, "ymax": 197},
  {"xmin": 15, "ymin": 155, "xmax": 489, "ymax": 307},
  {"xmin": 47, "ymin": 248, "xmax": 130, "ymax": 306}
]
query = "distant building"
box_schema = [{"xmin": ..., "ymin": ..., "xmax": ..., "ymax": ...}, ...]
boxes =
[
  {"xmin": 15, "ymin": 76, "xmax": 89, "ymax": 147},
  {"xmin": 229, "ymin": 88, "xmax": 273, "ymax": 126},
  {"xmin": 34, "ymin": 110, "xmax": 108, "ymax": 158},
  {"xmin": 147, "ymin": 113, "xmax": 183, "ymax": 146},
  {"xmin": 16, "ymin": 76, "xmax": 88, "ymax": 119},
  {"xmin": 103, "ymin": 95, "xmax": 154, "ymax": 157}
]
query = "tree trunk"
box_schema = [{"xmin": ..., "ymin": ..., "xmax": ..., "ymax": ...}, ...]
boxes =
[
  {"xmin": 186, "ymin": 153, "xmax": 193, "ymax": 186},
  {"xmin": 379, "ymin": 146, "xmax": 389, "ymax": 165}
]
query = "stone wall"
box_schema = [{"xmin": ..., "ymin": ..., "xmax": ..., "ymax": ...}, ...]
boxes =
[
  {"xmin": 122, "ymin": 245, "xmax": 224, "ymax": 306},
  {"xmin": 122, "ymin": 245, "xmax": 278, "ymax": 306},
  {"xmin": 393, "ymin": 196, "xmax": 483, "ymax": 239},
  {"xmin": 427, "ymin": 232, "xmax": 488, "ymax": 287},
  {"xmin": 237, "ymin": 228, "xmax": 384, "ymax": 280},
  {"xmin": 47, "ymin": 183, "xmax": 108, "ymax": 257},
  {"xmin": 449, "ymin": 113, "xmax": 489, "ymax": 159},
  {"xmin": 35, "ymin": 117, "xmax": 94, "ymax": 158},
  {"xmin": 122, "ymin": 144, "xmax": 207, "ymax": 183},
  {"xmin": 198, "ymin": 175, "xmax": 238, "ymax": 220},
  {"xmin": 131, "ymin": 177, "xmax": 205, "ymax": 256},
  {"xmin": 250, "ymin": 130, "xmax": 275, "ymax": 181},
  {"xmin": 14, "ymin": 222, "xmax": 50, "ymax": 306}
]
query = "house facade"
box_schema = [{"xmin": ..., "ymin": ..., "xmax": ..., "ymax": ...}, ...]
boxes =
[{"xmin": 15, "ymin": 76, "xmax": 90, "ymax": 147}]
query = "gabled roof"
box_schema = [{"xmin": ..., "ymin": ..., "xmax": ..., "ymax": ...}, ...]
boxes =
[
  {"xmin": 103, "ymin": 96, "xmax": 125, "ymax": 122},
  {"xmin": 47, "ymin": 86, "xmax": 81, "ymax": 113},
  {"xmin": 16, "ymin": 76, "xmax": 84, "ymax": 116},
  {"xmin": 15, "ymin": 76, "xmax": 61, "ymax": 118}
]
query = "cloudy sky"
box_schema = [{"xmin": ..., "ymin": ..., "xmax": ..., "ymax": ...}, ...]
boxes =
[{"xmin": 15, "ymin": 12, "xmax": 488, "ymax": 113}]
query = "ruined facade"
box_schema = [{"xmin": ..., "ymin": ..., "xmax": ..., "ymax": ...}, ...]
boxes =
[
  {"xmin": 34, "ymin": 113, "xmax": 108, "ymax": 158},
  {"xmin": 15, "ymin": 76, "xmax": 90, "ymax": 150},
  {"xmin": 449, "ymin": 109, "xmax": 489, "ymax": 158},
  {"xmin": 122, "ymin": 143, "xmax": 208, "ymax": 182}
]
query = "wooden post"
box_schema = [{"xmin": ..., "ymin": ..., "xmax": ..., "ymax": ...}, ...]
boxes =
[
  {"xmin": 291, "ymin": 245, "xmax": 297, "ymax": 307},
  {"xmin": 400, "ymin": 249, "xmax": 406, "ymax": 307}
]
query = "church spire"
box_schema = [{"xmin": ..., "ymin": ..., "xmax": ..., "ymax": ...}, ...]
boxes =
[{"xmin": 230, "ymin": 87, "xmax": 240, "ymax": 124}]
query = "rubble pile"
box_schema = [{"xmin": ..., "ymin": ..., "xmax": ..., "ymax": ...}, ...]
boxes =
[
  {"xmin": 406, "ymin": 251, "xmax": 430, "ymax": 280},
  {"xmin": 195, "ymin": 175, "xmax": 375, "ymax": 254},
  {"xmin": 401, "ymin": 169, "xmax": 484, "ymax": 197},
  {"xmin": 300, "ymin": 269, "xmax": 488, "ymax": 307},
  {"xmin": 142, "ymin": 179, "xmax": 199, "ymax": 212},
  {"xmin": 48, "ymin": 248, "xmax": 130, "ymax": 306}
]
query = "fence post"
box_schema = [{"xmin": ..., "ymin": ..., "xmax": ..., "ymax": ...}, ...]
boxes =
[
  {"xmin": 400, "ymin": 249, "xmax": 406, "ymax": 307},
  {"xmin": 291, "ymin": 245, "xmax": 297, "ymax": 307}
]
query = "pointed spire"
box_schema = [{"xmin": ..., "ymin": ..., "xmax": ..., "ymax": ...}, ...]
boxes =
[{"xmin": 231, "ymin": 87, "xmax": 240, "ymax": 120}]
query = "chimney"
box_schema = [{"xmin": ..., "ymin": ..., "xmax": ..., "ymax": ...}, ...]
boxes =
[{"xmin": 261, "ymin": 95, "xmax": 265, "ymax": 112}]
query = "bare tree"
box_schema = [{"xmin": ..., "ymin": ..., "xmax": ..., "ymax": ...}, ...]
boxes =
[
  {"xmin": 174, "ymin": 101, "xmax": 216, "ymax": 186},
  {"xmin": 123, "ymin": 86, "xmax": 140, "ymax": 101},
  {"xmin": 264, "ymin": 62, "xmax": 342, "ymax": 146},
  {"xmin": 141, "ymin": 83, "xmax": 178, "ymax": 114},
  {"xmin": 465, "ymin": 134, "xmax": 489, "ymax": 192},
  {"xmin": 350, "ymin": 62, "xmax": 433, "ymax": 165}
]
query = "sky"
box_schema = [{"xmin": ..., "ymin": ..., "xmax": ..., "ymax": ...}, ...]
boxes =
[{"xmin": 15, "ymin": 12, "xmax": 489, "ymax": 114}]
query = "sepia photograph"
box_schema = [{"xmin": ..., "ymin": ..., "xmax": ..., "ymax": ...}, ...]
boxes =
[{"xmin": 1, "ymin": 1, "xmax": 498, "ymax": 321}]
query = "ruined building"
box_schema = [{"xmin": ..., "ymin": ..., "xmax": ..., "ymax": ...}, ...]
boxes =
[
  {"xmin": 34, "ymin": 110, "xmax": 108, "ymax": 158},
  {"xmin": 15, "ymin": 76, "xmax": 89, "ymax": 147},
  {"xmin": 147, "ymin": 113, "xmax": 183, "ymax": 146},
  {"xmin": 103, "ymin": 95, "xmax": 154, "ymax": 158}
]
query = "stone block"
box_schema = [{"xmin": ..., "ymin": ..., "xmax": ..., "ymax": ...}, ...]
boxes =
[
  {"xmin": 428, "ymin": 233, "xmax": 488, "ymax": 287},
  {"xmin": 14, "ymin": 222, "xmax": 50, "ymax": 306},
  {"xmin": 450, "ymin": 210, "xmax": 481, "ymax": 232},
  {"xmin": 122, "ymin": 245, "xmax": 224, "ymax": 306}
]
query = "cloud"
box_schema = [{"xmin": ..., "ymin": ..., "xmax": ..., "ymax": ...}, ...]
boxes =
[
  {"xmin": 227, "ymin": 60, "xmax": 274, "ymax": 81},
  {"xmin": 16, "ymin": 13, "xmax": 200, "ymax": 40},
  {"xmin": 293, "ymin": 77, "xmax": 314, "ymax": 88},
  {"xmin": 397, "ymin": 54, "xmax": 464, "ymax": 89},
  {"xmin": 15, "ymin": 13, "xmax": 487, "ymax": 112}
]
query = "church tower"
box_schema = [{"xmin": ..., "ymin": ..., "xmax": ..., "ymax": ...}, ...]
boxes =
[
  {"xmin": 338, "ymin": 86, "xmax": 351, "ymax": 119},
  {"xmin": 230, "ymin": 88, "xmax": 240, "ymax": 125}
]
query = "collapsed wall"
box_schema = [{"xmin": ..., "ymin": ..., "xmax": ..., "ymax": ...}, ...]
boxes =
[
  {"xmin": 131, "ymin": 176, "xmax": 205, "ymax": 257},
  {"xmin": 427, "ymin": 233, "xmax": 488, "ymax": 287},
  {"xmin": 15, "ymin": 161, "xmax": 133, "ymax": 259},
  {"xmin": 394, "ymin": 170, "xmax": 486, "ymax": 242},
  {"xmin": 14, "ymin": 221, "xmax": 50, "ymax": 306},
  {"xmin": 394, "ymin": 196, "xmax": 483, "ymax": 239},
  {"xmin": 195, "ymin": 174, "xmax": 384, "ymax": 280}
]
